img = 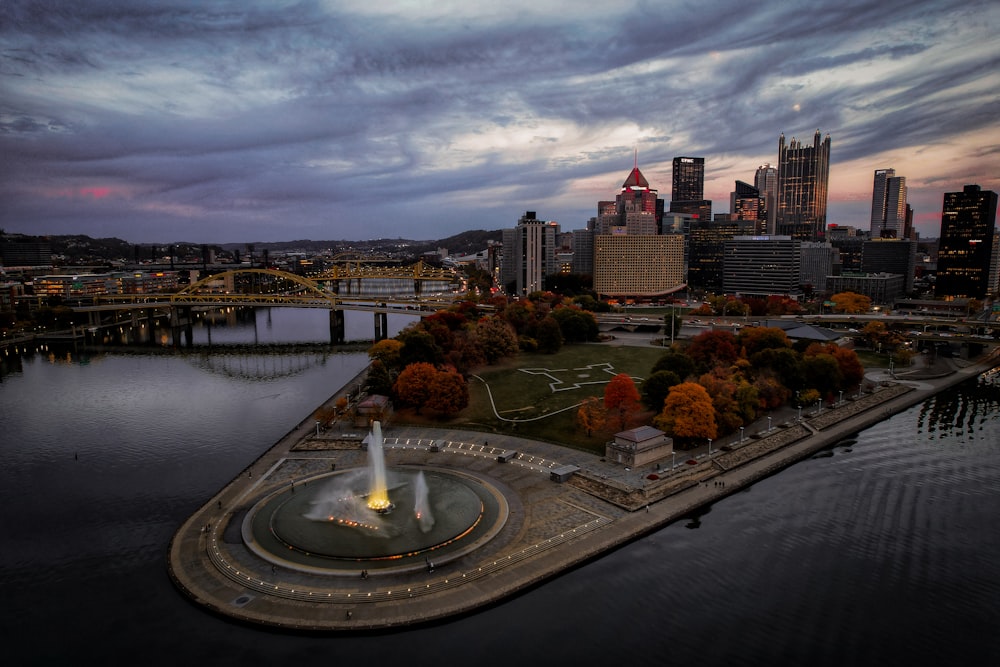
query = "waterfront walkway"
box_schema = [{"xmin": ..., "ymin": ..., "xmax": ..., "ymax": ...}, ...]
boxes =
[{"xmin": 167, "ymin": 350, "xmax": 999, "ymax": 631}]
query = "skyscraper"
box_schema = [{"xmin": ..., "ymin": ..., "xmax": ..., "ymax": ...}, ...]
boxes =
[
  {"xmin": 754, "ymin": 163, "xmax": 778, "ymax": 234},
  {"xmin": 672, "ymin": 157, "xmax": 704, "ymax": 201},
  {"xmin": 501, "ymin": 211, "xmax": 560, "ymax": 295},
  {"xmin": 669, "ymin": 156, "xmax": 711, "ymax": 221},
  {"xmin": 730, "ymin": 180, "xmax": 767, "ymax": 234},
  {"xmin": 592, "ymin": 164, "xmax": 685, "ymax": 300},
  {"xmin": 596, "ymin": 164, "xmax": 662, "ymax": 235},
  {"xmin": 870, "ymin": 169, "xmax": 908, "ymax": 239},
  {"xmin": 935, "ymin": 185, "xmax": 999, "ymax": 299},
  {"xmin": 776, "ymin": 130, "xmax": 831, "ymax": 240}
]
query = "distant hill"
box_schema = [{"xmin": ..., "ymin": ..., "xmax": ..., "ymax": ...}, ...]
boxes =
[{"xmin": 3, "ymin": 230, "xmax": 503, "ymax": 265}]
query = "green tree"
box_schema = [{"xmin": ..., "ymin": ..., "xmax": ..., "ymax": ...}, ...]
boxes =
[
  {"xmin": 652, "ymin": 350, "xmax": 696, "ymax": 380},
  {"xmin": 397, "ymin": 327, "xmax": 444, "ymax": 367},
  {"xmin": 534, "ymin": 316, "xmax": 564, "ymax": 353},
  {"xmin": 551, "ymin": 306, "xmax": 599, "ymax": 342},
  {"xmin": 641, "ymin": 370, "xmax": 681, "ymax": 410}
]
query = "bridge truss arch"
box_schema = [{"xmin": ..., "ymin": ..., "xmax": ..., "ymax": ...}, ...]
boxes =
[{"xmin": 171, "ymin": 268, "xmax": 337, "ymax": 308}]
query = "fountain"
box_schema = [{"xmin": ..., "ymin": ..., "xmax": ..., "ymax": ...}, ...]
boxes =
[
  {"xmin": 242, "ymin": 420, "xmax": 508, "ymax": 574},
  {"xmin": 365, "ymin": 422, "xmax": 392, "ymax": 513}
]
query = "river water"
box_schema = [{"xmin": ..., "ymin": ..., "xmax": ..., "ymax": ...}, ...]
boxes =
[{"xmin": 1, "ymin": 309, "xmax": 998, "ymax": 666}]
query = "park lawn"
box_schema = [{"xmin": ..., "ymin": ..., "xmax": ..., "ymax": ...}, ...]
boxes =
[{"xmin": 394, "ymin": 343, "xmax": 664, "ymax": 453}]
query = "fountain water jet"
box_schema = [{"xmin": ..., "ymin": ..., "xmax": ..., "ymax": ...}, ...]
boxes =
[
  {"xmin": 366, "ymin": 421, "xmax": 392, "ymax": 512},
  {"xmin": 413, "ymin": 471, "xmax": 435, "ymax": 532}
]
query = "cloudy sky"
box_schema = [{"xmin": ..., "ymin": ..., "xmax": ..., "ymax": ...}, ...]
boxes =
[{"xmin": 2, "ymin": 0, "xmax": 998, "ymax": 244}]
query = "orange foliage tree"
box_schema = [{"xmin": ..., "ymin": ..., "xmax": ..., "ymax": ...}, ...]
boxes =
[
  {"xmin": 686, "ymin": 329, "xmax": 740, "ymax": 371},
  {"xmin": 575, "ymin": 396, "xmax": 606, "ymax": 437},
  {"xmin": 604, "ymin": 373, "xmax": 641, "ymax": 431},
  {"xmin": 424, "ymin": 367, "xmax": 469, "ymax": 416},
  {"xmin": 392, "ymin": 362, "xmax": 438, "ymax": 414},
  {"xmin": 654, "ymin": 382, "xmax": 717, "ymax": 448}
]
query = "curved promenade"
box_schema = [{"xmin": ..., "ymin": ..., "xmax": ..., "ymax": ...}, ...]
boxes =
[{"xmin": 167, "ymin": 351, "xmax": 999, "ymax": 631}]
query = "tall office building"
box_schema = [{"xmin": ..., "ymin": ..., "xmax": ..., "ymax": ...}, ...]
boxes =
[
  {"xmin": 730, "ymin": 181, "xmax": 767, "ymax": 234},
  {"xmin": 596, "ymin": 164, "xmax": 663, "ymax": 235},
  {"xmin": 754, "ymin": 163, "xmax": 778, "ymax": 234},
  {"xmin": 862, "ymin": 238, "xmax": 917, "ymax": 292},
  {"xmin": 672, "ymin": 157, "xmax": 704, "ymax": 201},
  {"xmin": 722, "ymin": 235, "xmax": 802, "ymax": 299},
  {"xmin": 935, "ymin": 185, "xmax": 999, "ymax": 299},
  {"xmin": 870, "ymin": 169, "xmax": 908, "ymax": 239},
  {"xmin": 776, "ymin": 130, "xmax": 831, "ymax": 240},
  {"xmin": 501, "ymin": 211, "xmax": 560, "ymax": 295},
  {"xmin": 592, "ymin": 165, "xmax": 685, "ymax": 300},
  {"xmin": 669, "ymin": 156, "xmax": 712, "ymax": 221}
]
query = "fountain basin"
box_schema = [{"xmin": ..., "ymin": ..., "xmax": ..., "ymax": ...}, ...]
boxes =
[{"xmin": 243, "ymin": 465, "xmax": 508, "ymax": 574}]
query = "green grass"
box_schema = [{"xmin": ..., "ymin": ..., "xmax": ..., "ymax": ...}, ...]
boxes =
[{"xmin": 397, "ymin": 344, "xmax": 664, "ymax": 453}]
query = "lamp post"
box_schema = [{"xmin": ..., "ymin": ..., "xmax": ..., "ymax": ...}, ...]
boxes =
[
  {"xmin": 816, "ymin": 398, "xmax": 822, "ymax": 414},
  {"xmin": 708, "ymin": 438, "xmax": 713, "ymax": 456},
  {"xmin": 767, "ymin": 416, "xmax": 772, "ymax": 432},
  {"xmin": 839, "ymin": 390, "xmax": 844, "ymax": 406},
  {"xmin": 672, "ymin": 450, "xmax": 676, "ymax": 470},
  {"xmin": 797, "ymin": 405, "xmax": 802, "ymax": 422},
  {"xmin": 739, "ymin": 426, "xmax": 744, "ymax": 444},
  {"xmin": 315, "ymin": 420, "xmax": 321, "ymax": 436}
]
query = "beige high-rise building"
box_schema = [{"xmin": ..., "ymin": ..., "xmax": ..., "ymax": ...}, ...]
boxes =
[{"xmin": 593, "ymin": 234, "xmax": 685, "ymax": 299}]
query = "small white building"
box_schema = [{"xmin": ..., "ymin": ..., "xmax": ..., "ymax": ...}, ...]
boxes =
[{"xmin": 606, "ymin": 425, "xmax": 673, "ymax": 468}]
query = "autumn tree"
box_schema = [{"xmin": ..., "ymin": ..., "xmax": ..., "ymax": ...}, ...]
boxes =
[
  {"xmin": 830, "ymin": 291, "xmax": 872, "ymax": 314},
  {"xmin": 368, "ymin": 338, "xmax": 403, "ymax": 370},
  {"xmin": 475, "ymin": 316, "xmax": 519, "ymax": 364},
  {"xmin": 392, "ymin": 362, "xmax": 438, "ymax": 413},
  {"xmin": 424, "ymin": 367, "xmax": 469, "ymax": 416},
  {"xmin": 738, "ymin": 326, "xmax": 791, "ymax": 358},
  {"xmin": 698, "ymin": 368, "xmax": 743, "ymax": 434},
  {"xmin": 686, "ymin": 329, "xmax": 739, "ymax": 371},
  {"xmin": 604, "ymin": 373, "xmax": 641, "ymax": 431},
  {"xmin": 576, "ymin": 396, "xmax": 606, "ymax": 437},
  {"xmin": 654, "ymin": 382, "xmax": 718, "ymax": 448}
]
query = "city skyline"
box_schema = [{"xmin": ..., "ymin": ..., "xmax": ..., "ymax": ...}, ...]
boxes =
[{"xmin": 2, "ymin": 0, "xmax": 999, "ymax": 244}]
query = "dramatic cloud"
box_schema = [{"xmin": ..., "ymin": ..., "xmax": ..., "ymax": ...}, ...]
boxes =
[{"xmin": 2, "ymin": 0, "xmax": 998, "ymax": 243}]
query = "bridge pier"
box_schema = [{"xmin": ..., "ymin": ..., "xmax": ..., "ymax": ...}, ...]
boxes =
[
  {"xmin": 170, "ymin": 306, "xmax": 193, "ymax": 347},
  {"xmin": 374, "ymin": 311, "xmax": 388, "ymax": 341},
  {"xmin": 329, "ymin": 309, "xmax": 345, "ymax": 345}
]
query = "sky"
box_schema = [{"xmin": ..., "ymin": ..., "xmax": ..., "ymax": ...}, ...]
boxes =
[{"xmin": 2, "ymin": 0, "xmax": 999, "ymax": 245}]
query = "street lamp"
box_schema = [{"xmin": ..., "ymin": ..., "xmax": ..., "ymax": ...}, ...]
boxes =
[
  {"xmin": 797, "ymin": 405, "xmax": 802, "ymax": 422},
  {"xmin": 839, "ymin": 390, "xmax": 844, "ymax": 406},
  {"xmin": 767, "ymin": 416, "xmax": 772, "ymax": 432},
  {"xmin": 816, "ymin": 398, "xmax": 822, "ymax": 414},
  {"xmin": 315, "ymin": 420, "xmax": 321, "ymax": 436},
  {"xmin": 708, "ymin": 438, "xmax": 713, "ymax": 456},
  {"xmin": 672, "ymin": 450, "xmax": 676, "ymax": 470},
  {"xmin": 739, "ymin": 426, "xmax": 744, "ymax": 443}
]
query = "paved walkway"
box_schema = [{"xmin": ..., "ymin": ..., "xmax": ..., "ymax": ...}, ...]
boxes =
[{"xmin": 167, "ymin": 349, "xmax": 999, "ymax": 631}]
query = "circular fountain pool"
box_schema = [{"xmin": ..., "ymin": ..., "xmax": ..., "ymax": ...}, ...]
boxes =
[{"xmin": 242, "ymin": 466, "xmax": 508, "ymax": 574}]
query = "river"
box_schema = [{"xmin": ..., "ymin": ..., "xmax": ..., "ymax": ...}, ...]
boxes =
[{"xmin": 1, "ymin": 308, "xmax": 998, "ymax": 666}]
